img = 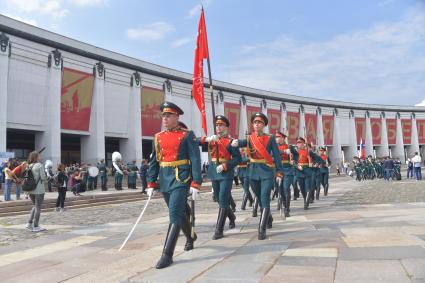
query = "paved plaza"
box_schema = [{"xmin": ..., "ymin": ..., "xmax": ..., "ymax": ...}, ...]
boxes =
[{"xmin": 1, "ymin": 176, "xmax": 425, "ymax": 282}]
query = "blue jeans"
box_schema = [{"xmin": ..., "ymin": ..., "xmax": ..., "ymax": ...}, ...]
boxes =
[
  {"xmin": 384, "ymin": 169, "xmax": 393, "ymax": 181},
  {"xmin": 4, "ymin": 179, "xmax": 12, "ymax": 201},
  {"xmin": 15, "ymin": 183, "xmax": 21, "ymax": 199},
  {"xmin": 414, "ymin": 167, "xmax": 422, "ymax": 180},
  {"xmin": 407, "ymin": 168, "xmax": 413, "ymax": 178}
]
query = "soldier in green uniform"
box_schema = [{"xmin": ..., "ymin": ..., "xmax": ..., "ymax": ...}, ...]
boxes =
[
  {"xmin": 238, "ymin": 147, "xmax": 254, "ymax": 210},
  {"xmin": 97, "ymin": 159, "xmax": 108, "ymax": 191},
  {"xmin": 318, "ymin": 147, "xmax": 331, "ymax": 196},
  {"xmin": 293, "ymin": 137, "xmax": 314, "ymax": 209},
  {"xmin": 201, "ymin": 115, "xmax": 241, "ymax": 239},
  {"xmin": 310, "ymin": 147, "xmax": 325, "ymax": 201},
  {"xmin": 147, "ymin": 102, "xmax": 202, "ymax": 269},
  {"xmin": 232, "ymin": 113, "xmax": 284, "ymax": 240},
  {"xmin": 127, "ymin": 160, "xmax": 138, "ymax": 189},
  {"xmin": 114, "ymin": 161, "xmax": 124, "ymax": 190}
]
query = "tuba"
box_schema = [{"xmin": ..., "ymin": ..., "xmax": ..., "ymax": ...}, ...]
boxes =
[{"xmin": 112, "ymin": 151, "xmax": 124, "ymax": 175}]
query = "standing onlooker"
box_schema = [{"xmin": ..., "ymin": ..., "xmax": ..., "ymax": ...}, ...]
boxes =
[
  {"xmin": 12, "ymin": 161, "xmax": 28, "ymax": 200},
  {"xmin": 139, "ymin": 159, "xmax": 148, "ymax": 194},
  {"xmin": 55, "ymin": 163, "xmax": 68, "ymax": 212},
  {"xmin": 336, "ymin": 163, "xmax": 341, "ymax": 176},
  {"xmin": 3, "ymin": 161, "xmax": 18, "ymax": 201},
  {"xmin": 412, "ymin": 152, "xmax": 422, "ymax": 181},
  {"xmin": 343, "ymin": 162, "xmax": 349, "ymax": 174},
  {"xmin": 383, "ymin": 156, "xmax": 395, "ymax": 181},
  {"xmin": 26, "ymin": 151, "xmax": 47, "ymax": 232},
  {"xmin": 407, "ymin": 158, "xmax": 414, "ymax": 179},
  {"xmin": 71, "ymin": 169, "xmax": 82, "ymax": 196}
]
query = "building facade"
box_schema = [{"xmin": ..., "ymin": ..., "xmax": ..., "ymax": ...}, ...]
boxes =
[{"xmin": 1, "ymin": 15, "xmax": 425, "ymax": 168}]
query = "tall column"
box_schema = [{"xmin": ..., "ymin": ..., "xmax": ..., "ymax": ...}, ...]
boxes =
[
  {"xmin": 299, "ymin": 105, "xmax": 306, "ymax": 139},
  {"xmin": 0, "ymin": 32, "xmax": 10, "ymax": 152},
  {"xmin": 408, "ymin": 113, "xmax": 420, "ymax": 157},
  {"xmin": 35, "ymin": 49, "xmax": 62, "ymax": 165},
  {"xmin": 347, "ymin": 110, "xmax": 358, "ymax": 160},
  {"xmin": 238, "ymin": 96, "xmax": 248, "ymax": 137},
  {"xmin": 376, "ymin": 112, "xmax": 389, "ymax": 157},
  {"xmin": 163, "ymin": 79, "xmax": 173, "ymax": 102},
  {"xmin": 316, "ymin": 107, "xmax": 324, "ymax": 146},
  {"xmin": 394, "ymin": 112, "xmax": 405, "ymax": 162},
  {"xmin": 261, "ymin": 99, "xmax": 269, "ymax": 133},
  {"xmin": 330, "ymin": 108, "xmax": 343, "ymax": 170},
  {"xmin": 280, "ymin": 103, "xmax": 287, "ymax": 133},
  {"xmin": 365, "ymin": 111, "xmax": 374, "ymax": 157},
  {"xmin": 120, "ymin": 72, "xmax": 143, "ymax": 166},
  {"xmin": 81, "ymin": 62, "xmax": 105, "ymax": 165}
]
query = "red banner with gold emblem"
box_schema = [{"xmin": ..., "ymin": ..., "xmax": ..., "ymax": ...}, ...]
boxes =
[
  {"xmin": 355, "ymin": 118, "xmax": 366, "ymax": 144},
  {"xmin": 322, "ymin": 115, "xmax": 334, "ymax": 145},
  {"xmin": 417, "ymin": 120, "xmax": 425, "ymax": 144},
  {"xmin": 386, "ymin": 118, "xmax": 397, "ymax": 145},
  {"xmin": 370, "ymin": 118, "xmax": 382, "ymax": 145},
  {"xmin": 141, "ymin": 87, "xmax": 165, "ymax": 137},
  {"xmin": 267, "ymin": 108, "xmax": 281, "ymax": 134},
  {"xmin": 224, "ymin": 102, "xmax": 240, "ymax": 138},
  {"xmin": 286, "ymin": 112, "xmax": 300, "ymax": 144},
  {"xmin": 61, "ymin": 68, "xmax": 94, "ymax": 131},
  {"xmin": 401, "ymin": 119, "xmax": 412, "ymax": 144},
  {"xmin": 305, "ymin": 113, "xmax": 318, "ymax": 145}
]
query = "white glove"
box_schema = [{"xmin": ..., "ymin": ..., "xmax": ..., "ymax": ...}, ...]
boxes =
[
  {"xmin": 205, "ymin": 135, "xmax": 218, "ymax": 142},
  {"xmin": 231, "ymin": 139, "xmax": 239, "ymax": 147},
  {"xmin": 146, "ymin": 188, "xmax": 156, "ymax": 197},
  {"xmin": 276, "ymin": 176, "xmax": 282, "ymax": 186},
  {"xmin": 216, "ymin": 165, "xmax": 224, "ymax": 174},
  {"xmin": 190, "ymin": 187, "xmax": 200, "ymax": 200},
  {"xmin": 285, "ymin": 149, "xmax": 291, "ymax": 154}
]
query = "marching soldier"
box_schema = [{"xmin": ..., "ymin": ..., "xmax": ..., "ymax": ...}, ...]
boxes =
[
  {"xmin": 232, "ymin": 113, "xmax": 284, "ymax": 240},
  {"xmin": 318, "ymin": 147, "xmax": 330, "ymax": 196},
  {"xmin": 310, "ymin": 145, "xmax": 324, "ymax": 202},
  {"xmin": 239, "ymin": 147, "xmax": 254, "ymax": 210},
  {"xmin": 293, "ymin": 137, "xmax": 314, "ymax": 209},
  {"xmin": 98, "ymin": 159, "xmax": 108, "ymax": 191},
  {"xmin": 201, "ymin": 115, "xmax": 241, "ymax": 239},
  {"xmin": 127, "ymin": 160, "xmax": 138, "ymax": 189},
  {"xmin": 147, "ymin": 102, "xmax": 202, "ymax": 269},
  {"xmin": 275, "ymin": 131, "xmax": 295, "ymax": 217}
]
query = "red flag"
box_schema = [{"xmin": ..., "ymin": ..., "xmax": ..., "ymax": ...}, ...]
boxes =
[{"xmin": 192, "ymin": 9, "xmax": 209, "ymax": 135}]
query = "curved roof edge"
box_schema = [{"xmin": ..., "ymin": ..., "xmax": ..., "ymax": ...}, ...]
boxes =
[{"xmin": 1, "ymin": 14, "xmax": 424, "ymax": 113}]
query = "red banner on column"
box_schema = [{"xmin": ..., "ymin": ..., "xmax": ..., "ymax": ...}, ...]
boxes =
[
  {"xmin": 401, "ymin": 119, "xmax": 412, "ymax": 144},
  {"xmin": 322, "ymin": 115, "xmax": 334, "ymax": 145},
  {"xmin": 61, "ymin": 68, "xmax": 94, "ymax": 131},
  {"xmin": 417, "ymin": 119, "xmax": 425, "ymax": 144},
  {"xmin": 370, "ymin": 118, "xmax": 382, "ymax": 145},
  {"xmin": 305, "ymin": 113, "xmax": 318, "ymax": 145},
  {"xmin": 141, "ymin": 87, "xmax": 165, "ymax": 137},
  {"xmin": 246, "ymin": 105, "xmax": 261, "ymax": 133},
  {"xmin": 386, "ymin": 119, "xmax": 396, "ymax": 145},
  {"xmin": 224, "ymin": 102, "xmax": 240, "ymax": 138},
  {"xmin": 355, "ymin": 118, "xmax": 366, "ymax": 144},
  {"xmin": 268, "ymin": 108, "xmax": 281, "ymax": 134},
  {"xmin": 286, "ymin": 112, "xmax": 300, "ymax": 144}
]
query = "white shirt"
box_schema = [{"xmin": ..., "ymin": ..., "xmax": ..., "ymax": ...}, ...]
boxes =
[{"xmin": 411, "ymin": 155, "xmax": 422, "ymax": 167}]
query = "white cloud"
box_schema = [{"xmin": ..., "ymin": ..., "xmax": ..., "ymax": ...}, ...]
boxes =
[
  {"xmin": 171, "ymin": 37, "xmax": 193, "ymax": 48},
  {"xmin": 6, "ymin": 0, "xmax": 69, "ymax": 18},
  {"xmin": 415, "ymin": 100, "xmax": 425, "ymax": 106},
  {"xmin": 68, "ymin": 0, "xmax": 107, "ymax": 7},
  {"xmin": 4, "ymin": 13, "xmax": 38, "ymax": 26},
  {"xmin": 126, "ymin": 22, "xmax": 174, "ymax": 42},
  {"xmin": 222, "ymin": 4, "xmax": 425, "ymax": 106}
]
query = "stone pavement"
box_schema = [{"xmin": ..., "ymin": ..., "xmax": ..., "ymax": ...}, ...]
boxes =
[{"xmin": 0, "ymin": 176, "xmax": 425, "ymax": 282}]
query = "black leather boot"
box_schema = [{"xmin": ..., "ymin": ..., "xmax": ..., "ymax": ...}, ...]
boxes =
[
  {"xmin": 258, "ymin": 208, "xmax": 270, "ymax": 240},
  {"xmin": 316, "ymin": 187, "xmax": 320, "ymax": 200},
  {"xmin": 213, "ymin": 208, "xmax": 227, "ymax": 240},
  {"xmin": 228, "ymin": 208, "xmax": 236, "ymax": 229},
  {"xmin": 324, "ymin": 184, "xmax": 329, "ymax": 196},
  {"xmin": 241, "ymin": 193, "xmax": 248, "ymax": 211},
  {"xmin": 267, "ymin": 212, "xmax": 273, "ymax": 229},
  {"xmin": 181, "ymin": 215, "xmax": 197, "ymax": 251},
  {"xmin": 304, "ymin": 191, "xmax": 310, "ymax": 210},
  {"xmin": 252, "ymin": 198, "xmax": 259, "ymax": 217},
  {"xmin": 156, "ymin": 223, "xmax": 181, "ymax": 269},
  {"xmin": 229, "ymin": 195, "xmax": 236, "ymax": 212},
  {"xmin": 285, "ymin": 196, "xmax": 291, "ymax": 217},
  {"xmin": 248, "ymin": 192, "xmax": 254, "ymax": 207}
]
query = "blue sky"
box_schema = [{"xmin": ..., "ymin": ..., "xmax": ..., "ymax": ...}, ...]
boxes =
[{"xmin": 1, "ymin": 0, "xmax": 424, "ymax": 106}]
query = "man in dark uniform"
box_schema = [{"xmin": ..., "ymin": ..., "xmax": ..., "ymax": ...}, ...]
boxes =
[
  {"xmin": 275, "ymin": 131, "xmax": 295, "ymax": 217},
  {"xmin": 293, "ymin": 137, "xmax": 313, "ymax": 209},
  {"xmin": 147, "ymin": 102, "xmax": 202, "ymax": 269},
  {"xmin": 318, "ymin": 147, "xmax": 331, "ymax": 196},
  {"xmin": 232, "ymin": 113, "xmax": 284, "ymax": 240},
  {"xmin": 127, "ymin": 160, "xmax": 138, "ymax": 189},
  {"xmin": 200, "ymin": 115, "xmax": 241, "ymax": 239},
  {"xmin": 238, "ymin": 147, "xmax": 254, "ymax": 210},
  {"xmin": 98, "ymin": 159, "xmax": 108, "ymax": 191}
]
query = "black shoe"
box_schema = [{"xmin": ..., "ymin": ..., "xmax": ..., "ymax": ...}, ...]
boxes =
[
  {"xmin": 252, "ymin": 198, "xmax": 259, "ymax": 217},
  {"xmin": 184, "ymin": 232, "xmax": 197, "ymax": 251},
  {"xmin": 258, "ymin": 208, "xmax": 270, "ymax": 240},
  {"xmin": 156, "ymin": 224, "xmax": 180, "ymax": 269},
  {"xmin": 212, "ymin": 208, "xmax": 227, "ymax": 240},
  {"xmin": 181, "ymin": 216, "xmax": 197, "ymax": 251}
]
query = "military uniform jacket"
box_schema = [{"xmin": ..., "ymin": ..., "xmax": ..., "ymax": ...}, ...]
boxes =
[
  {"xmin": 238, "ymin": 133, "xmax": 284, "ymax": 180},
  {"xmin": 238, "ymin": 156, "xmax": 249, "ymax": 178},
  {"xmin": 199, "ymin": 136, "xmax": 241, "ymax": 181},
  {"xmin": 278, "ymin": 143, "xmax": 296, "ymax": 176},
  {"xmin": 97, "ymin": 163, "xmax": 107, "ymax": 176},
  {"xmin": 148, "ymin": 127, "xmax": 202, "ymax": 193},
  {"xmin": 319, "ymin": 154, "xmax": 331, "ymax": 173}
]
